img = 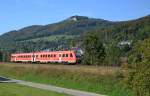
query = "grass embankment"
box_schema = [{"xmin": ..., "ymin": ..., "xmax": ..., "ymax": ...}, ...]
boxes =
[
  {"xmin": 0, "ymin": 63, "xmax": 132, "ymax": 96},
  {"xmin": 0, "ymin": 83, "xmax": 67, "ymax": 96}
]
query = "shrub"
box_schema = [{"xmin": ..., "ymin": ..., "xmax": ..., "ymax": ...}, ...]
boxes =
[
  {"xmin": 126, "ymin": 38, "xmax": 150, "ymax": 96},
  {"xmin": 130, "ymin": 60, "xmax": 150, "ymax": 96}
]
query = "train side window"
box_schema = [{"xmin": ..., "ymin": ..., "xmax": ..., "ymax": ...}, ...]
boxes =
[
  {"xmin": 48, "ymin": 55, "xmax": 50, "ymax": 57},
  {"xmin": 54, "ymin": 54, "xmax": 56, "ymax": 57},
  {"xmin": 36, "ymin": 55, "xmax": 38, "ymax": 58},
  {"xmin": 62, "ymin": 54, "xmax": 65, "ymax": 57},
  {"xmin": 70, "ymin": 53, "xmax": 73, "ymax": 57},
  {"xmin": 59, "ymin": 54, "xmax": 61, "ymax": 57},
  {"xmin": 41, "ymin": 55, "xmax": 42, "ymax": 58},
  {"xmin": 66, "ymin": 54, "xmax": 68, "ymax": 57}
]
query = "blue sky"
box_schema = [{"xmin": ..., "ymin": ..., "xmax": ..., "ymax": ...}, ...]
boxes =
[{"xmin": 0, "ymin": 0, "xmax": 150, "ymax": 34}]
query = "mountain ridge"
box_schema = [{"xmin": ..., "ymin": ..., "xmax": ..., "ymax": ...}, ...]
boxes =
[{"xmin": 0, "ymin": 15, "xmax": 113, "ymax": 41}]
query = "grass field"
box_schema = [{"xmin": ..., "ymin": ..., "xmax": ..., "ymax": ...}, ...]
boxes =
[
  {"xmin": 0, "ymin": 63, "xmax": 133, "ymax": 96},
  {"xmin": 0, "ymin": 83, "xmax": 67, "ymax": 96}
]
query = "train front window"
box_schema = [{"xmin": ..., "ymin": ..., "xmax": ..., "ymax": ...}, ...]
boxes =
[{"xmin": 70, "ymin": 53, "xmax": 73, "ymax": 57}]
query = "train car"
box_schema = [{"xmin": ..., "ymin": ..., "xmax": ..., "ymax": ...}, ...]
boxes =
[
  {"xmin": 11, "ymin": 53, "xmax": 34, "ymax": 62},
  {"xmin": 11, "ymin": 50, "xmax": 77, "ymax": 64}
]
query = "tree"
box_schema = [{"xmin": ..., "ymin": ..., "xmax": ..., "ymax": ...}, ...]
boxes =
[
  {"xmin": 126, "ymin": 38, "xmax": 150, "ymax": 96},
  {"xmin": 83, "ymin": 32, "xmax": 105, "ymax": 65},
  {"xmin": 0, "ymin": 51, "xmax": 3, "ymax": 61},
  {"xmin": 104, "ymin": 40, "xmax": 121, "ymax": 66}
]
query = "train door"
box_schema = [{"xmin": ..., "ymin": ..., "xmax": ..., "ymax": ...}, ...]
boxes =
[
  {"xmin": 33, "ymin": 53, "xmax": 35, "ymax": 62},
  {"xmin": 14, "ymin": 56, "xmax": 16, "ymax": 62},
  {"xmin": 58, "ymin": 53, "xmax": 62, "ymax": 62}
]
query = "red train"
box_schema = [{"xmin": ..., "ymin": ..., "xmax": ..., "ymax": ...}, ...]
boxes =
[{"xmin": 11, "ymin": 50, "xmax": 79, "ymax": 64}]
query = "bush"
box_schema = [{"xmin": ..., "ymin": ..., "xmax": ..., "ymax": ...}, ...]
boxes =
[
  {"xmin": 126, "ymin": 38, "xmax": 150, "ymax": 96},
  {"xmin": 83, "ymin": 32, "xmax": 105, "ymax": 65},
  {"xmin": 130, "ymin": 61, "xmax": 150, "ymax": 96}
]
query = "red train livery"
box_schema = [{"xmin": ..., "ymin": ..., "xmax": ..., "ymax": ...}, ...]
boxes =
[{"xmin": 11, "ymin": 51, "xmax": 77, "ymax": 64}]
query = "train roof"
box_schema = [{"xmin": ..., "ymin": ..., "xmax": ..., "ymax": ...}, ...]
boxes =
[{"xmin": 11, "ymin": 50, "xmax": 75, "ymax": 55}]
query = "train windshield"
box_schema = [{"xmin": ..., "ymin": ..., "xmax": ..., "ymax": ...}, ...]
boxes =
[{"xmin": 72, "ymin": 48, "xmax": 83, "ymax": 58}]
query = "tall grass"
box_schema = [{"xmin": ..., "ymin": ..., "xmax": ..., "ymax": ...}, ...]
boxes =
[{"xmin": 0, "ymin": 63, "xmax": 132, "ymax": 96}]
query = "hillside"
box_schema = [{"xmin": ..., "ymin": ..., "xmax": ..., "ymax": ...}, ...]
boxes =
[
  {"xmin": 0, "ymin": 15, "xmax": 150, "ymax": 53},
  {"xmin": 0, "ymin": 16, "xmax": 114, "ymax": 52},
  {"xmin": 0, "ymin": 16, "xmax": 113, "ymax": 41}
]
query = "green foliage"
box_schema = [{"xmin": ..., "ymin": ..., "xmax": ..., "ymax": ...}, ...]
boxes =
[
  {"xmin": 126, "ymin": 38, "xmax": 150, "ymax": 96},
  {"xmin": 0, "ymin": 51, "xmax": 2, "ymax": 61},
  {"xmin": 104, "ymin": 40, "xmax": 121, "ymax": 66},
  {"xmin": 83, "ymin": 32, "xmax": 106, "ymax": 65},
  {"xmin": 132, "ymin": 61, "xmax": 150, "ymax": 96},
  {"xmin": 134, "ymin": 39, "xmax": 150, "ymax": 61}
]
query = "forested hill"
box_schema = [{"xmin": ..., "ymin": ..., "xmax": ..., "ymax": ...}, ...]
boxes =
[
  {"xmin": 0, "ymin": 16, "xmax": 113, "ymax": 41},
  {"xmin": 0, "ymin": 15, "xmax": 114, "ymax": 52},
  {"xmin": 0, "ymin": 15, "xmax": 150, "ymax": 54}
]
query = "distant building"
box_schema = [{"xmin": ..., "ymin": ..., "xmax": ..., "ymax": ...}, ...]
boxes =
[
  {"xmin": 117, "ymin": 40, "xmax": 132, "ymax": 48},
  {"xmin": 70, "ymin": 16, "xmax": 77, "ymax": 21}
]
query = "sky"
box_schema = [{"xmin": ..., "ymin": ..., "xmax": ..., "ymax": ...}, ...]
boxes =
[{"xmin": 0, "ymin": 0, "xmax": 150, "ymax": 34}]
